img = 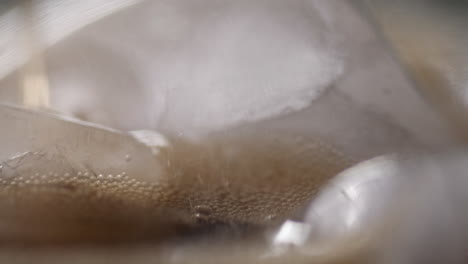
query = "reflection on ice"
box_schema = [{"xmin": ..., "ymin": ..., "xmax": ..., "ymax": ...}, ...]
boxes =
[{"xmin": 304, "ymin": 155, "xmax": 405, "ymax": 245}]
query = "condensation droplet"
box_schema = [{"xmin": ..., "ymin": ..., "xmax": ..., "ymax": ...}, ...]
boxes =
[
  {"xmin": 97, "ymin": 174, "xmax": 103, "ymax": 179},
  {"xmin": 64, "ymin": 172, "xmax": 70, "ymax": 177},
  {"xmin": 125, "ymin": 154, "xmax": 132, "ymax": 162}
]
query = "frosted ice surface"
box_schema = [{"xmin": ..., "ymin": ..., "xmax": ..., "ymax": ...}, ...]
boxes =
[
  {"xmin": 0, "ymin": 0, "xmax": 343, "ymax": 135},
  {"xmin": 154, "ymin": 0, "xmax": 343, "ymax": 134}
]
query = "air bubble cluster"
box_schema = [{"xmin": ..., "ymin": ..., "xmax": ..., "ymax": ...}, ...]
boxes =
[{"xmin": 0, "ymin": 170, "xmax": 160, "ymax": 208}]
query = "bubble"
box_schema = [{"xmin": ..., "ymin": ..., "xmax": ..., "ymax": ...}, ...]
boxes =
[
  {"xmin": 194, "ymin": 205, "xmax": 212, "ymax": 219},
  {"xmin": 97, "ymin": 174, "xmax": 103, "ymax": 179},
  {"xmin": 64, "ymin": 172, "xmax": 70, "ymax": 177},
  {"xmin": 266, "ymin": 214, "xmax": 277, "ymax": 221},
  {"xmin": 83, "ymin": 172, "xmax": 90, "ymax": 177}
]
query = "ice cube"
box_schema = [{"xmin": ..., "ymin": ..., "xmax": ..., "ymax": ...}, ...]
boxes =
[{"xmin": 0, "ymin": 104, "xmax": 163, "ymax": 183}]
